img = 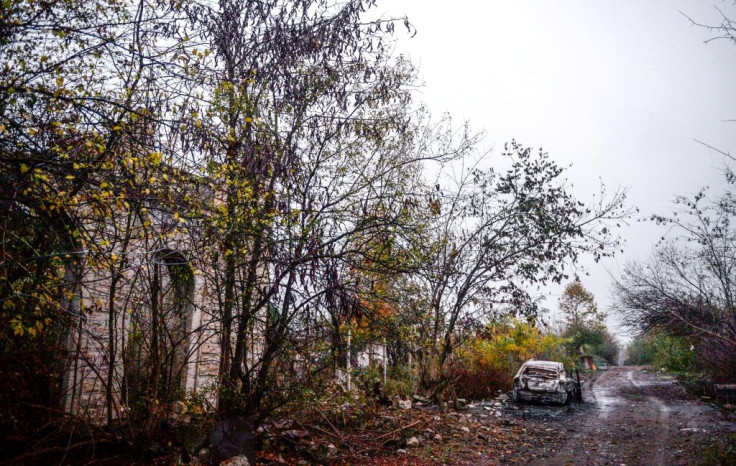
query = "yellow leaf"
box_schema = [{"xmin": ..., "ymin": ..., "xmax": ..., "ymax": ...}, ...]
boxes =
[{"xmin": 20, "ymin": 163, "xmax": 29, "ymax": 173}]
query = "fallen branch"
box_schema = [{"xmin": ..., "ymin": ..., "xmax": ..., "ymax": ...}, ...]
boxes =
[
  {"xmin": 318, "ymin": 410, "xmax": 344, "ymax": 440},
  {"xmin": 309, "ymin": 424, "xmax": 341, "ymax": 440},
  {"xmin": 3, "ymin": 439, "xmax": 116, "ymax": 464},
  {"xmin": 373, "ymin": 419, "xmax": 424, "ymax": 442}
]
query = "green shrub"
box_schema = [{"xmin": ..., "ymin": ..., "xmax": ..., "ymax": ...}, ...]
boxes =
[
  {"xmin": 625, "ymin": 333, "xmax": 698, "ymax": 374},
  {"xmin": 624, "ymin": 336, "xmax": 657, "ymax": 365},
  {"xmin": 452, "ymin": 320, "xmax": 571, "ymax": 399}
]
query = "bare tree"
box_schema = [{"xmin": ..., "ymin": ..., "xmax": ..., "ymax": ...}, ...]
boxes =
[
  {"xmin": 409, "ymin": 141, "xmax": 627, "ymax": 398},
  {"xmin": 613, "ymin": 182, "xmax": 736, "ymax": 379}
]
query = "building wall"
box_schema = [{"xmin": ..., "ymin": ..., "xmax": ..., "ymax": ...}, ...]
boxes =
[{"xmin": 61, "ymin": 211, "xmax": 224, "ymax": 422}]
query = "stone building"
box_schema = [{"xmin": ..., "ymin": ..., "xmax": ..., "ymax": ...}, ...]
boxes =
[{"xmin": 60, "ymin": 174, "xmax": 233, "ymax": 423}]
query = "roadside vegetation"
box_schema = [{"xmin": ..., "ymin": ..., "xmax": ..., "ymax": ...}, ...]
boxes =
[
  {"xmin": 0, "ymin": 0, "xmax": 628, "ymax": 461},
  {"xmin": 2, "ymin": 0, "xmax": 733, "ymax": 463},
  {"xmin": 613, "ymin": 13, "xmax": 736, "ymax": 433}
]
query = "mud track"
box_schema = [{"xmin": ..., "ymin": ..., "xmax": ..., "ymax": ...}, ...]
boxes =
[{"xmin": 497, "ymin": 366, "xmax": 735, "ymax": 465}]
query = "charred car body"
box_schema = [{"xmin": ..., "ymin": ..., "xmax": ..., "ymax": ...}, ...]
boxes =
[{"xmin": 512, "ymin": 360, "xmax": 581, "ymax": 405}]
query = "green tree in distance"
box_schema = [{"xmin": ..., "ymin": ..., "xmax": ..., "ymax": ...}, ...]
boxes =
[{"xmin": 559, "ymin": 280, "xmax": 604, "ymax": 329}]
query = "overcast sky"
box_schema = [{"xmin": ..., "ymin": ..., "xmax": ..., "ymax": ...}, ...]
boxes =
[{"xmin": 382, "ymin": 1, "xmax": 736, "ymax": 340}]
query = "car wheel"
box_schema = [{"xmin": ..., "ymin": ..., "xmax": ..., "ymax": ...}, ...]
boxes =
[
  {"xmin": 561, "ymin": 390, "xmax": 571, "ymax": 405},
  {"xmin": 512, "ymin": 385, "xmax": 519, "ymax": 402}
]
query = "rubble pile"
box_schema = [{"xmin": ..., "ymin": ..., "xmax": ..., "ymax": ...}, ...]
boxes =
[{"xmin": 253, "ymin": 391, "xmax": 528, "ymax": 465}]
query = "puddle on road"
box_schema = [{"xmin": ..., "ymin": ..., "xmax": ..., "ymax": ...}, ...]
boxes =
[{"xmin": 593, "ymin": 386, "xmax": 621, "ymax": 418}]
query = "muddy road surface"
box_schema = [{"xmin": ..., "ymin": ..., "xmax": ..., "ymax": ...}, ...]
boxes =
[{"xmin": 497, "ymin": 366, "xmax": 735, "ymax": 465}]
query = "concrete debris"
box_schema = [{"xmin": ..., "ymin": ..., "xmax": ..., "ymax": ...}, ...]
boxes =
[
  {"xmin": 406, "ymin": 436, "xmax": 420, "ymax": 447},
  {"xmin": 398, "ymin": 399, "xmax": 412, "ymax": 410},
  {"xmin": 272, "ymin": 419, "xmax": 295, "ymax": 430},
  {"xmin": 220, "ymin": 455, "xmax": 251, "ymax": 466},
  {"xmin": 282, "ymin": 429, "xmax": 310, "ymax": 439},
  {"xmin": 198, "ymin": 448, "xmax": 212, "ymax": 463},
  {"xmin": 413, "ymin": 395, "xmax": 431, "ymax": 405}
]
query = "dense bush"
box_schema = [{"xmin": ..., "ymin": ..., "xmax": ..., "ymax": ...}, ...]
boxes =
[
  {"xmin": 624, "ymin": 336, "xmax": 657, "ymax": 365},
  {"xmin": 624, "ymin": 333, "xmax": 699, "ymax": 374},
  {"xmin": 452, "ymin": 321, "xmax": 572, "ymax": 400},
  {"xmin": 562, "ymin": 323, "xmax": 620, "ymax": 366}
]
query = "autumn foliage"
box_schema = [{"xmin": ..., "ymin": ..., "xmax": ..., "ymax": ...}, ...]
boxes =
[{"xmin": 452, "ymin": 321, "xmax": 571, "ymax": 400}]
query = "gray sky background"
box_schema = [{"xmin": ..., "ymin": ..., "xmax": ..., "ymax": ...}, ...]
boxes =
[{"xmin": 382, "ymin": 1, "xmax": 736, "ymax": 341}]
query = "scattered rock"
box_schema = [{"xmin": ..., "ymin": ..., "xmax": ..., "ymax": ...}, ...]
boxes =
[
  {"xmin": 397, "ymin": 449, "xmax": 408, "ymax": 454},
  {"xmin": 458, "ymin": 426, "xmax": 470, "ymax": 434},
  {"xmin": 272, "ymin": 419, "xmax": 295, "ymax": 430},
  {"xmin": 198, "ymin": 447, "xmax": 212, "ymax": 463},
  {"xmin": 282, "ymin": 429, "xmax": 310, "ymax": 439},
  {"xmin": 413, "ymin": 395, "xmax": 431, "ymax": 404},
  {"xmin": 327, "ymin": 443, "xmax": 338, "ymax": 457},
  {"xmin": 434, "ymin": 434, "xmax": 443, "ymax": 441},
  {"xmin": 406, "ymin": 437, "xmax": 420, "ymax": 447},
  {"xmin": 398, "ymin": 399, "xmax": 412, "ymax": 410},
  {"xmin": 220, "ymin": 455, "xmax": 251, "ymax": 466}
]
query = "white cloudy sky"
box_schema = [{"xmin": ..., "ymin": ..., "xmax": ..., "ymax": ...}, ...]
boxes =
[{"xmin": 380, "ymin": 1, "xmax": 736, "ymax": 339}]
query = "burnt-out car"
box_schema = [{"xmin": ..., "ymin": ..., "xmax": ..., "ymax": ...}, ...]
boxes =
[{"xmin": 511, "ymin": 360, "xmax": 581, "ymax": 405}]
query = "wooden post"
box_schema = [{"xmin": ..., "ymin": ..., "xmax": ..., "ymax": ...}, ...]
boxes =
[
  {"xmin": 383, "ymin": 337, "xmax": 387, "ymax": 384},
  {"xmin": 408, "ymin": 351, "xmax": 413, "ymax": 392},
  {"xmin": 346, "ymin": 329, "xmax": 352, "ymax": 391}
]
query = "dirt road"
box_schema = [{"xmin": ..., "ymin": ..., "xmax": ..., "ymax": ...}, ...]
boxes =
[{"xmin": 502, "ymin": 366, "xmax": 735, "ymax": 465}]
